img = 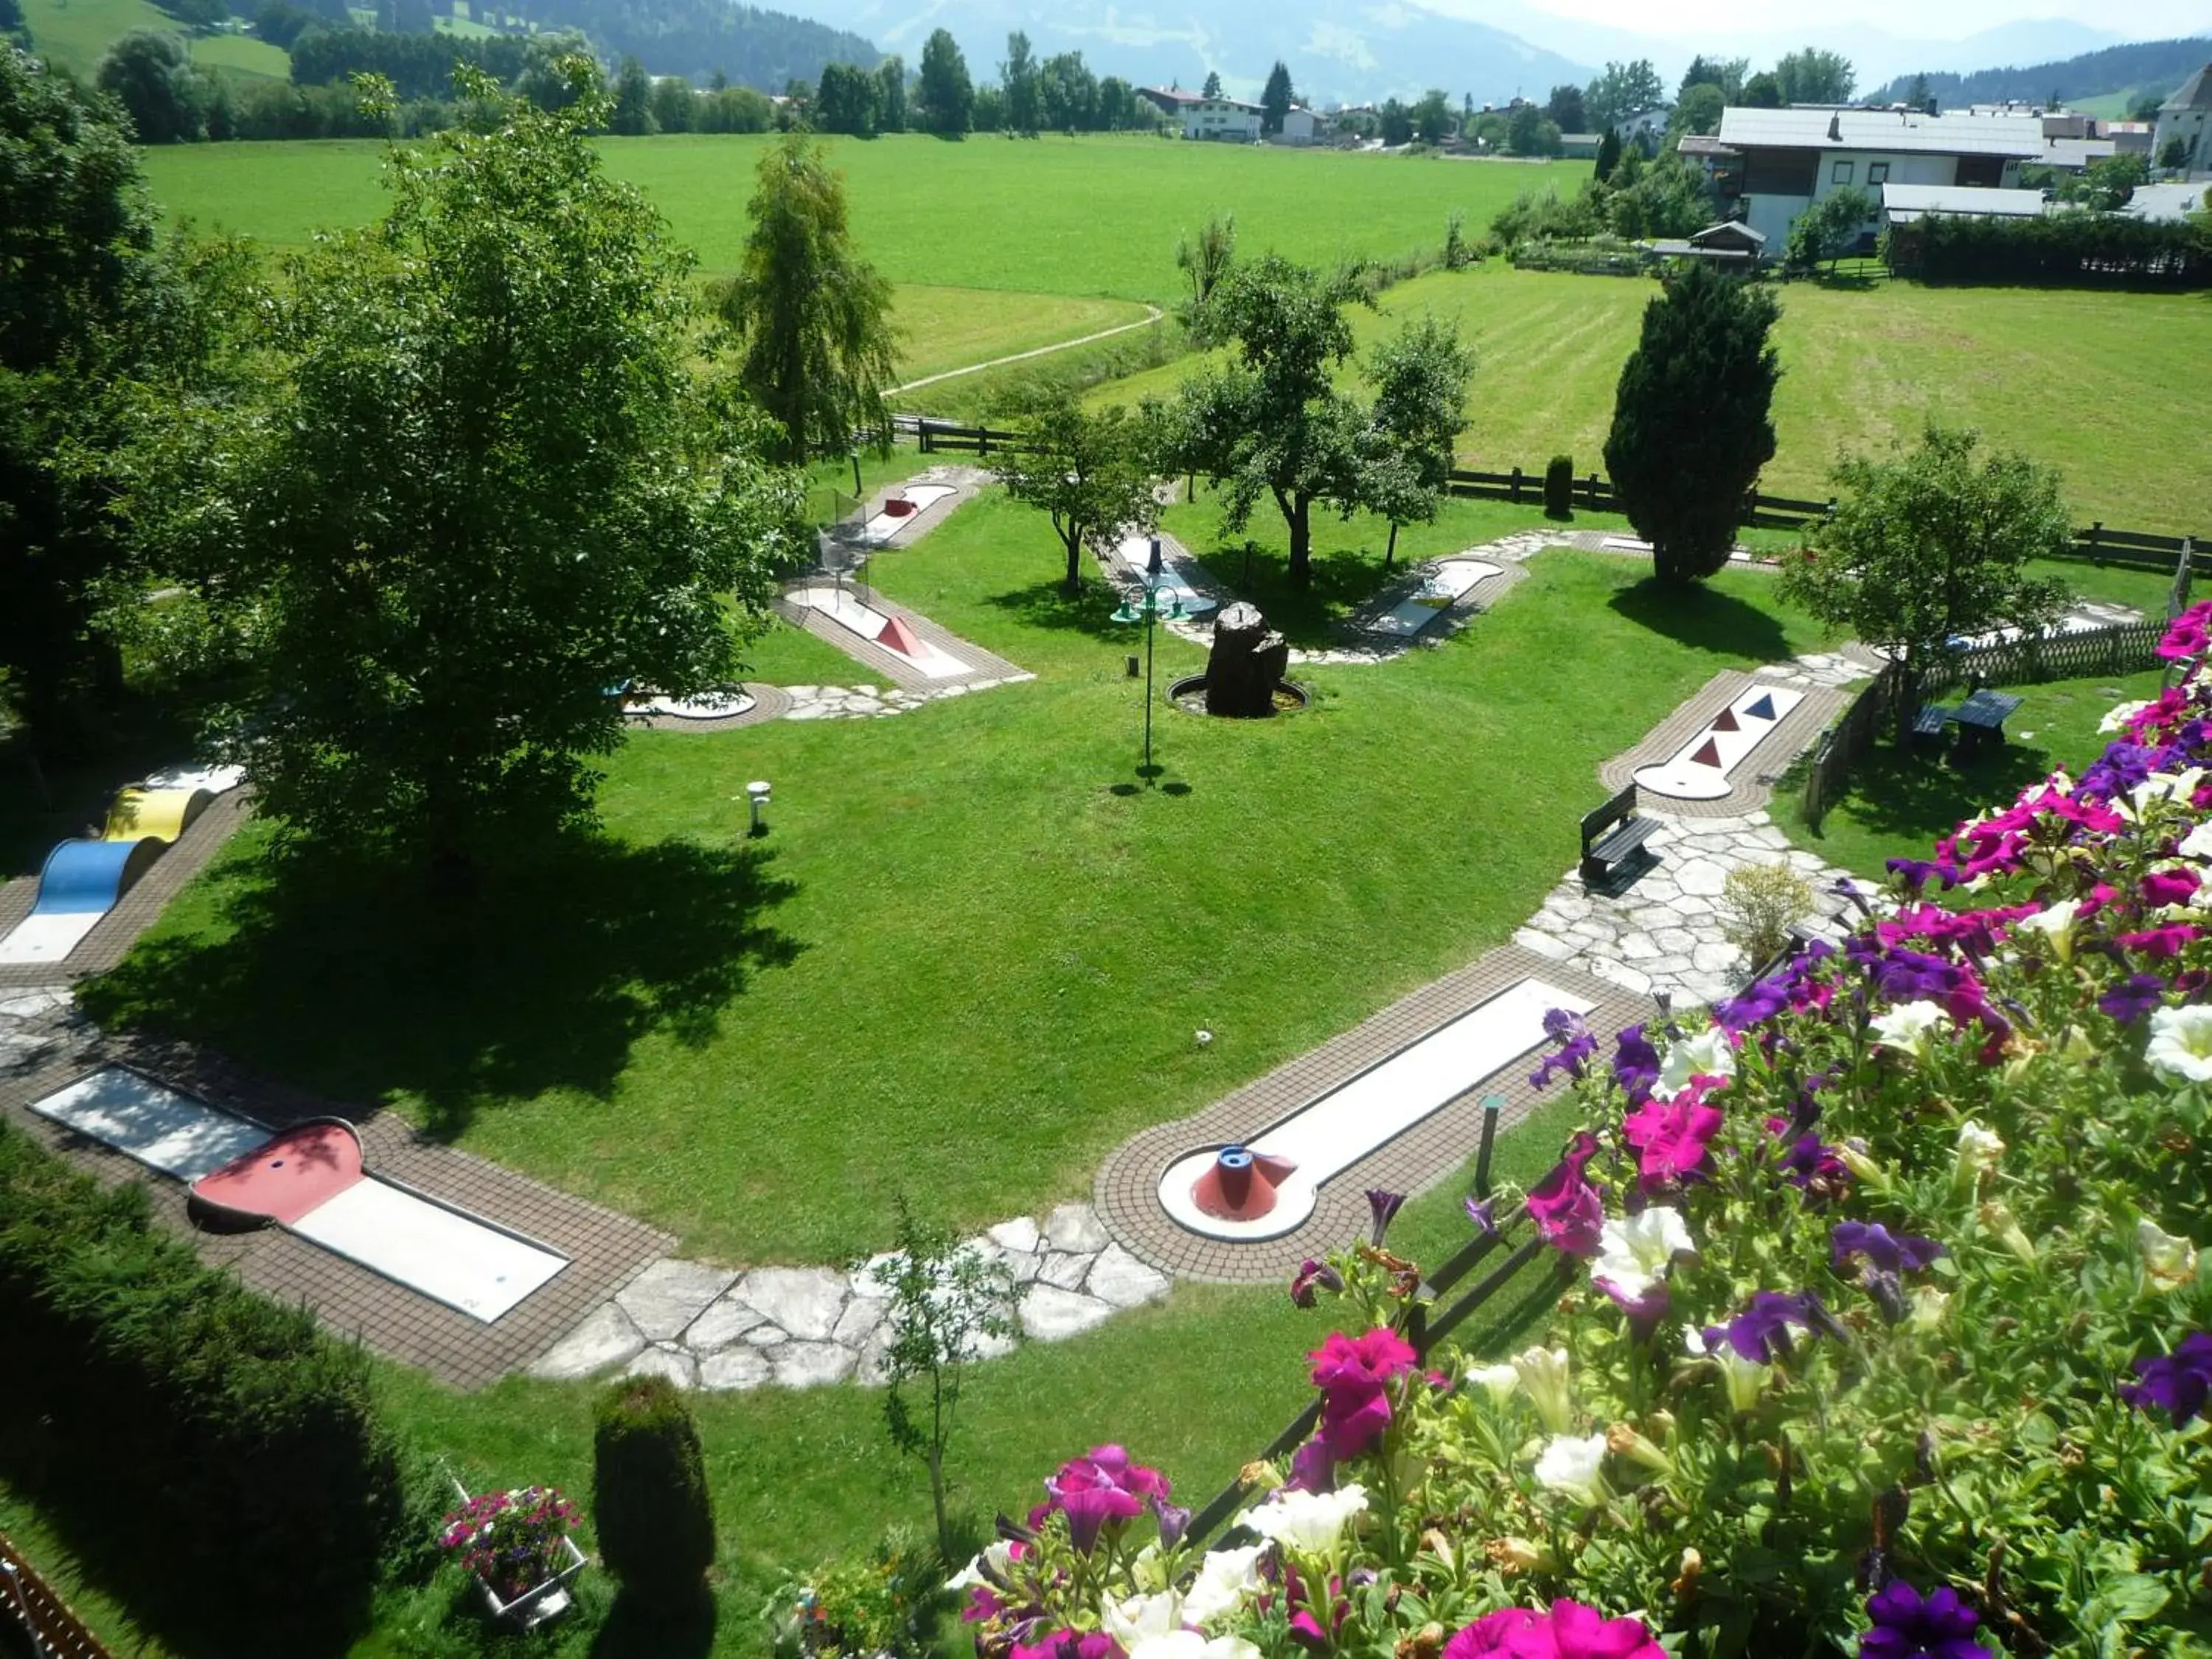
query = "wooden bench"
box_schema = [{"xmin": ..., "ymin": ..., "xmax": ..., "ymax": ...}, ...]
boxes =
[
  {"xmin": 1580, "ymin": 784, "xmax": 1658, "ymax": 886},
  {"xmin": 1910, "ymin": 703, "xmax": 1955, "ymax": 741}
]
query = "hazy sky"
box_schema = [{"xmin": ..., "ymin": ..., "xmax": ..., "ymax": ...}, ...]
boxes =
[{"xmin": 1419, "ymin": 0, "xmax": 2208, "ymax": 44}]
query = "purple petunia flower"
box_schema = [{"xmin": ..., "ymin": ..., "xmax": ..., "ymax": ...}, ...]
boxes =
[
  {"xmin": 1860, "ymin": 1581, "xmax": 1990, "ymax": 1659},
  {"xmin": 1366, "ymin": 1188, "xmax": 1405, "ymax": 1245},
  {"xmin": 1530, "ymin": 1029, "xmax": 1599, "ymax": 1090},
  {"xmin": 1832, "ymin": 1221, "xmax": 1946, "ymax": 1276},
  {"xmin": 1885, "ymin": 857, "xmax": 1953, "ymax": 897},
  {"xmin": 2100, "ymin": 973, "xmax": 2167, "ymax": 1023},
  {"xmin": 1715, "ymin": 976, "xmax": 1792, "ymax": 1033},
  {"xmin": 1612, "ymin": 1026, "xmax": 1660, "ymax": 1102},
  {"xmin": 1463, "ymin": 1194, "xmax": 1498, "ymax": 1238},
  {"xmin": 1290, "ymin": 1258, "xmax": 1344, "ymax": 1309},
  {"xmin": 1703, "ymin": 1291, "xmax": 1837, "ymax": 1365},
  {"xmin": 2121, "ymin": 1331, "xmax": 2212, "ymax": 1427}
]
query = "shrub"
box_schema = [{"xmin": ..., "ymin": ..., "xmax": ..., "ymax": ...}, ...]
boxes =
[
  {"xmin": 1543, "ymin": 453, "xmax": 1573, "ymax": 519},
  {"xmin": 0, "ymin": 1119, "xmax": 408, "ymax": 1648},
  {"xmin": 768, "ymin": 1523, "xmax": 951, "ymax": 1659},
  {"xmin": 593, "ymin": 1374, "xmax": 716, "ymax": 1604},
  {"xmin": 1716, "ymin": 860, "xmax": 1814, "ymax": 968}
]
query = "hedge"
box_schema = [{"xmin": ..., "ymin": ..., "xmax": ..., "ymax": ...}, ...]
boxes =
[
  {"xmin": 0, "ymin": 1118, "xmax": 412, "ymax": 1650},
  {"xmin": 1884, "ymin": 208, "xmax": 2212, "ymax": 288}
]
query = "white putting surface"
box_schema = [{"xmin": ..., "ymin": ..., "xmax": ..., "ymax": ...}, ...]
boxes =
[
  {"xmin": 1113, "ymin": 534, "xmax": 1218, "ymax": 619},
  {"xmin": 142, "ymin": 763, "xmax": 246, "ymax": 795},
  {"xmin": 290, "ymin": 1180, "xmax": 568, "ymax": 1322},
  {"xmin": 1158, "ymin": 977, "xmax": 1596, "ymax": 1241},
  {"xmin": 637, "ymin": 690, "xmax": 756, "ymax": 720},
  {"xmin": 863, "ymin": 484, "xmax": 957, "ymax": 545},
  {"xmin": 0, "ymin": 910, "xmax": 107, "ymax": 967},
  {"xmin": 30, "ymin": 1068, "xmax": 270, "ymax": 1181},
  {"xmin": 1368, "ymin": 560, "xmax": 1503, "ymax": 638},
  {"xmin": 1633, "ymin": 684, "xmax": 1807, "ymax": 801},
  {"xmin": 793, "ymin": 586, "xmax": 970, "ymax": 678}
]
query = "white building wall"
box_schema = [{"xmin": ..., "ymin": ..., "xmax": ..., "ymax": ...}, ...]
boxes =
[
  {"xmin": 1180, "ymin": 101, "xmax": 1262, "ymax": 141},
  {"xmin": 2155, "ymin": 106, "xmax": 2210, "ymax": 172},
  {"xmin": 1742, "ymin": 150, "xmax": 1977, "ymax": 249}
]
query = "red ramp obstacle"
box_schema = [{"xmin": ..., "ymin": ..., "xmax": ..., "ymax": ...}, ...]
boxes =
[
  {"xmin": 1192, "ymin": 1145, "xmax": 1298, "ymax": 1222},
  {"xmin": 876, "ymin": 613, "xmax": 927, "ymax": 658}
]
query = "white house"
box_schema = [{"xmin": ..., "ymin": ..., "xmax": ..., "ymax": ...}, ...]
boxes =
[
  {"xmin": 1138, "ymin": 87, "xmax": 1263, "ymax": 142},
  {"xmin": 1275, "ymin": 105, "xmax": 1318, "ymax": 145},
  {"xmin": 2152, "ymin": 63, "xmax": 2212, "ymax": 175},
  {"xmin": 1715, "ymin": 105, "xmax": 2045, "ymax": 253}
]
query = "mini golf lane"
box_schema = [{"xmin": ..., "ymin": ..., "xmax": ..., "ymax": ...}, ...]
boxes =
[
  {"xmin": 1157, "ymin": 977, "xmax": 1596, "ymax": 1242},
  {"xmin": 1114, "ymin": 533, "xmax": 1217, "ymax": 619},
  {"xmin": 1632, "ymin": 684, "xmax": 1806, "ymax": 802},
  {"xmin": 32, "ymin": 1068, "xmax": 568, "ymax": 1323},
  {"xmin": 0, "ymin": 838, "xmax": 166, "ymax": 967},
  {"xmin": 1367, "ymin": 559, "xmax": 1503, "ymax": 638},
  {"xmin": 792, "ymin": 585, "xmax": 971, "ymax": 678},
  {"xmin": 864, "ymin": 484, "xmax": 957, "ymax": 545}
]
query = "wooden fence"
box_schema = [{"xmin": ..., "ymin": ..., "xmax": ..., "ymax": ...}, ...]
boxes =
[
  {"xmin": 1801, "ymin": 617, "xmax": 2168, "ymax": 829},
  {"xmin": 883, "ymin": 418, "xmax": 2203, "ymax": 559},
  {"xmin": 1177, "ymin": 1102, "xmax": 1562, "ymax": 1551},
  {"xmin": 1, "ymin": 1532, "xmax": 119, "ymax": 1659}
]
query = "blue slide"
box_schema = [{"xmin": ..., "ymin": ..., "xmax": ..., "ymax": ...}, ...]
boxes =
[{"xmin": 30, "ymin": 838, "xmax": 158, "ymax": 916}]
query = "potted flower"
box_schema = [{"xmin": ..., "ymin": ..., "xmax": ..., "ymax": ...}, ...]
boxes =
[{"xmin": 439, "ymin": 1483, "xmax": 588, "ymax": 1630}]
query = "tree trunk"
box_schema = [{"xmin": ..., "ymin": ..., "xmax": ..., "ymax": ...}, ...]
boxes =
[
  {"xmin": 1651, "ymin": 540, "xmax": 1697, "ymax": 586},
  {"xmin": 1284, "ymin": 495, "xmax": 1312, "ymax": 590},
  {"xmin": 927, "ymin": 1444, "xmax": 950, "ymax": 1562},
  {"xmin": 1062, "ymin": 525, "xmax": 1084, "ymax": 595},
  {"xmin": 1385, "ymin": 522, "xmax": 1399, "ymax": 572}
]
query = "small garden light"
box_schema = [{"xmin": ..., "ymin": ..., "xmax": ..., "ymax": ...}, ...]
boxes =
[{"xmin": 745, "ymin": 779, "xmax": 771, "ymax": 837}]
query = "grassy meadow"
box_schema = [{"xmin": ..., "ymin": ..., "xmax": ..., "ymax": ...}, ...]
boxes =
[{"xmin": 23, "ymin": 0, "xmax": 289, "ymax": 80}]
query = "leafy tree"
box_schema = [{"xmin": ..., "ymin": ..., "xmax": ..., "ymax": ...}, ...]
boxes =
[
  {"xmin": 1157, "ymin": 254, "xmax": 1386, "ymax": 590},
  {"xmin": 1584, "ymin": 58, "xmax": 1663, "ymax": 131},
  {"xmin": 716, "ymin": 129, "xmax": 899, "ymax": 467},
  {"xmin": 96, "ymin": 30, "xmax": 208, "ymax": 142},
  {"xmin": 610, "ymin": 53, "xmax": 655, "ymax": 133},
  {"xmin": 1413, "ymin": 86, "xmax": 1453, "ymax": 145},
  {"xmin": 1545, "ymin": 83, "xmax": 1584, "ymax": 131},
  {"xmin": 916, "ymin": 27, "xmax": 970, "ymax": 134},
  {"xmin": 1774, "ymin": 46, "xmax": 1855, "ymax": 105},
  {"xmin": 1377, "ymin": 97, "xmax": 1411, "ymax": 147},
  {"xmin": 1261, "ymin": 59, "xmax": 1292, "ymax": 135},
  {"xmin": 1677, "ymin": 55, "xmax": 1746, "ymax": 101},
  {"xmin": 815, "ymin": 60, "xmax": 876, "ymax": 135},
  {"xmin": 385, "ymin": 0, "xmax": 434, "ymax": 35},
  {"xmin": 1, "ymin": 44, "xmax": 241, "ymax": 764},
  {"xmin": 1173, "ymin": 211, "xmax": 1235, "ymax": 340},
  {"xmin": 648, "ymin": 70, "xmax": 694, "ymax": 132},
  {"xmin": 998, "ymin": 29, "xmax": 1037, "ymax": 133},
  {"xmin": 1602, "ymin": 262, "xmax": 1781, "ymax": 585},
  {"xmin": 2059, "ymin": 150, "xmax": 2150, "ymax": 210},
  {"xmin": 873, "ymin": 55, "xmax": 904, "ymax": 131},
  {"xmin": 1097, "ymin": 74, "xmax": 1142, "ymax": 130},
  {"xmin": 874, "ymin": 1197, "xmax": 1016, "ymax": 1563},
  {"xmin": 1778, "ymin": 426, "xmax": 2070, "ymax": 698},
  {"xmin": 1741, "ymin": 71, "xmax": 1782, "ymax": 108},
  {"xmin": 1783, "ymin": 183, "xmax": 1874, "ymax": 273},
  {"xmin": 1507, "ymin": 100, "xmax": 1543, "ymax": 154},
  {"xmin": 996, "ymin": 394, "xmax": 1161, "ymax": 594},
  {"xmin": 1201, "ymin": 69, "xmax": 1222, "ymax": 100},
  {"xmin": 1607, "ymin": 150, "xmax": 1716, "ymax": 238},
  {"xmin": 1672, "ymin": 83, "xmax": 1725, "ymax": 137},
  {"xmin": 2160, "ymin": 136, "xmax": 2188, "ymax": 172},
  {"xmin": 593, "ymin": 1377, "xmax": 716, "ymax": 1609},
  {"xmin": 1037, "ymin": 52, "xmax": 1094, "ymax": 130},
  {"xmin": 1360, "ymin": 313, "xmax": 1473, "ymax": 569},
  {"xmin": 146, "ymin": 62, "xmax": 797, "ymax": 868},
  {"xmin": 1593, "ymin": 126, "xmax": 1621, "ymax": 182},
  {"xmin": 970, "ymin": 82, "xmax": 1004, "ymax": 131}
]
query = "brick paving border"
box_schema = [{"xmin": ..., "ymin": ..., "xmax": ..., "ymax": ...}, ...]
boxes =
[
  {"xmin": 1597, "ymin": 670, "xmax": 1850, "ymax": 817},
  {"xmin": 623, "ymin": 683, "xmax": 792, "ymax": 734},
  {"xmin": 0, "ymin": 1034, "xmax": 672, "ymax": 1391},
  {"xmin": 1094, "ymin": 945, "xmax": 1649, "ymax": 1284},
  {"xmin": 771, "ymin": 587, "xmax": 1029, "ymax": 695},
  {"xmin": 0, "ymin": 789, "xmax": 252, "ymax": 994}
]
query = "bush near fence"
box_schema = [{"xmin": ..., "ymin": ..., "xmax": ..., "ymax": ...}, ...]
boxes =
[
  {"xmin": 0, "ymin": 1119, "xmax": 417, "ymax": 1649},
  {"xmin": 1885, "ymin": 210, "xmax": 2212, "ymax": 289}
]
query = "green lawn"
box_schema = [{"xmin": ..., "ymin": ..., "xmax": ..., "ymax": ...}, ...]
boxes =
[
  {"xmin": 86, "ymin": 496, "xmax": 1837, "ymax": 1268},
  {"xmin": 138, "ymin": 133, "xmax": 1587, "ymax": 302},
  {"xmin": 1092, "ymin": 265, "xmax": 2212, "ymax": 536},
  {"xmin": 22, "ymin": 0, "xmax": 288, "ymax": 80},
  {"xmin": 888, "ymin": 285, "xmax": 1153, "ymax": 385},
  {"xmin": 1773, "ymin": 664, "xmax": 2165, "ymax": 880}
]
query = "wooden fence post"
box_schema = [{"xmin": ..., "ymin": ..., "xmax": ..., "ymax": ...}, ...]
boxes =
[{"xmin": 1509, "ymin": 466, "xmax": 1523, "ymax": 504}]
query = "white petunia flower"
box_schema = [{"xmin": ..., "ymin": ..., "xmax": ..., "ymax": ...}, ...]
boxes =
[
  {"xmin": 2147, "ymin": 1004, "xmax": 2212, "ymax": 1085},
  {"xmin": 946, "ymin": 1539, "xmax": 1013, "ymax": 1593},
  {"xmin": 1658, "ymin": 1026, "xmax": 1736, "ymax": 1099},
  {"xmin": 1684, "ymin": 1327, "xmax": 1772, "ymax": 1412},
  {"xmin": 2099, "ymin": 700, "xmax": 2152, "ymax": 734},
  {"xmin": 1590, "ymin": 1206, "xmax": 1696, "ymax": 1302},
  {"xmin": 1531, "ymin": 1433, "xmax": 1610, "ymax": 1505},
  {"xmin": 1128, "ymin": 1633, "xmax": 1262, "ymax": 1659},
  {"xmin": 1240, "ymin": 1484, "xmax": 1368, "ymax": 1553},
  {"xmin": 1909, "ymin": 1285, "xmax": 1951, "ymax": 1332},
  {"xmin": 1465, "ymin": 1362, "xmax": 1520, "ymax": 1406},
  {"xmin": 2137, "ymin": 1218, "xmax": 2199, "ymax": 1291},
  {"xmin": 1102, "ymin": 1590, "xmax": 1183, "ymax": 1649},
  {"xmin": 2012, "ymin": 900, "xmax": 2081, "ymax": 962},
  {"xmin": 2180, "ymin": 822, "xmax": 2212, "ymax": 863},
  {"xmin": 1181, "ymin": 1545, "xmax": 1265, "ymax": 1626},
  {"xmin": 2132, "ymin": 768, "xmax": 2207, "ymax": 818},
  {"xmin": 1871, "ymin": 1000, "xmax": 1950, "ymax": 1060},
  {"xmin": 1511, "ymin": 1346, "xmax": 1576, "ymax": 1434}
]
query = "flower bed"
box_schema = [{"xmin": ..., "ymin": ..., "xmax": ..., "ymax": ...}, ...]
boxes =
[{"xmin": 954, "ymin": 606, "xmax": 2212, "ymax": 1658}]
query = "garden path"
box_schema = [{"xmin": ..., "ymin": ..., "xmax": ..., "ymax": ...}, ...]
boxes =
[{"xmin": 890, "ymin": 306, "xmax": 1165, "ymax": 396}]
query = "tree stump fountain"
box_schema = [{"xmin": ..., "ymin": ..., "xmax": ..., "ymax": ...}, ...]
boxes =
[{"xmin": 1203, "ymin": 602, "xmax": 1293, "ymax": 717}]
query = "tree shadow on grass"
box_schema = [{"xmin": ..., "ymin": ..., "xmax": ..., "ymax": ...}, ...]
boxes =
[
  {"xmin": 1607, "ymin": 577, "xmax": 1795, "ymax": 664},
  {"xmin": 1185, "ymin": 541, "xmax": 1398, "ymax": 648},
  {"xmin": 591, "ymin": 1586, "xmax": 717, "ymax": 1659},
  {"xmin": 80, "ymin": 832, "xmax": 803, "ymax": 1140},
  {"xmin": 983, "ymin": 575, "xmax": 1140, "ymax": 644},
  {"xmin": 1819, "ymin": 735, "xmax": 2056, "ymax": 852}
]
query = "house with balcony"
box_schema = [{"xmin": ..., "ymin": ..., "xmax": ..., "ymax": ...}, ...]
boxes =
[
  {"xmin": 1138, "ymin": 87, "xmax": 1264, "ymax": 142},
  {"xmin": 1714, "ymin": 105, "xmax": 2046, "ymax": 253}
]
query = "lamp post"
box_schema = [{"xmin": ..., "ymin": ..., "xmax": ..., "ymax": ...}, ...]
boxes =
[{"xmin": 1110, "ymin": 537, "xmax": 1183, "ymax": 784}]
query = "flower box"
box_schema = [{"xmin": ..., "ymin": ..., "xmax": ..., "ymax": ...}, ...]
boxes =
[{"xmin": 474, "ymin": 1534, "xmax": 588, "ymax": 1631}]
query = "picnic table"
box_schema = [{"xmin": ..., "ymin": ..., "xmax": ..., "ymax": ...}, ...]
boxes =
[{"xmin": 1950, "ymin": 689, "xmax": 2025, "ymax": 760}]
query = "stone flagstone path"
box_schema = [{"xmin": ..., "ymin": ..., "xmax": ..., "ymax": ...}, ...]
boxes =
[{"xmin": 526, "ymin": 1200, "xmax": 1170, "ymax": 1393}]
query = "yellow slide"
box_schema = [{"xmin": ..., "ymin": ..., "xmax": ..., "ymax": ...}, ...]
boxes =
[{"xmin": 101, "ymin": 787, "xmax": 212, "ymax": 844}]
